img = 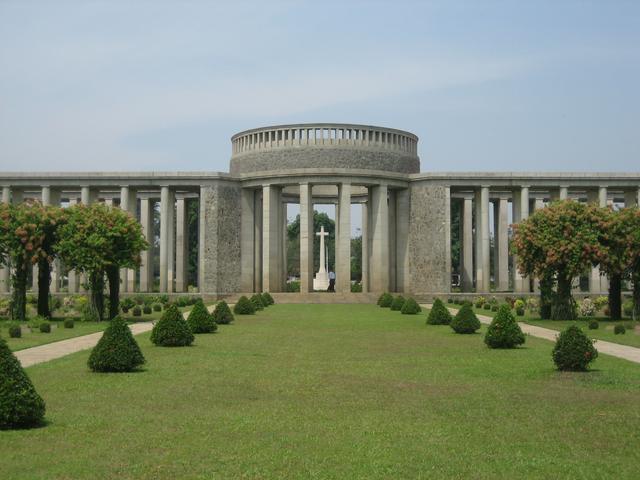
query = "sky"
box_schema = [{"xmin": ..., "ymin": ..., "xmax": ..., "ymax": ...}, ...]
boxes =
[{"xmin": 0, "ymin": 0, "xmax": 639, "ymax": 174}]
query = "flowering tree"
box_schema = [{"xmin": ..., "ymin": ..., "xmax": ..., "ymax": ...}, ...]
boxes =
[
  {"xmin": 511, "ymin": 200, "xmax": 603, "ymax": 320},
  {"xmin": 56, "ymin": 203, "xmax": 148, "ymax": 320}
]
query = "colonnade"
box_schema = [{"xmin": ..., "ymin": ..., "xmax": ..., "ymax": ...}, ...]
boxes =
[{"xmin": 454, "ymin": 185, "xmax": 640, "ymax": 294}]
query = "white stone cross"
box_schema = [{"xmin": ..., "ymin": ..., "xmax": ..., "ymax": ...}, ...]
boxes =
[{"xmin": 316, "ymin": 225, "xmax": 329, "ymax": 274}]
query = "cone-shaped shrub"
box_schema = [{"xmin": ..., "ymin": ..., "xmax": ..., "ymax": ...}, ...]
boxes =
[
  {"xmin": 213, "ymin": 300, "xmax": 234, "ymax": 324},
  {"xmin": 234, "ymin": 296, "xmax": 255, "ymax": 315},
  {"xmin": 150, "ymin": 304, "xmax": 194, "ymax": 347},
  {"xmin": 390, "ymin": 295, "xmax": 406, "ymax": 311},
  {"xmin": 378, "ymin": 292, "xmax": 393, "ymax": 308},
  {"xmin": 427, "ymin": 298, "xmax": 452, "ymax": 325},
  {"xmin": 401, "ymin": 298, "xmax": 421, "ymax": 315},
  {"xmin": 450, "ymin": 303, "xmax": 481, "ymax": 334},
  {"xmin": 88, "ymin": 316, "xmax": 145, "ymax": 372},
  {"xmin": 484, "ymin": 304, "xmax": 525, "ymax": 348},
  {"xmin": 261, "ymin": 292, "xmax": 275, "ymax": 306},
  {"xmin": 186, "ymin": 300, "xmax": 217, "ymax": 334},
  {"xmin": 552, "ymin": 325, "xmax": 598, "ymax": 371},
  {"xmin": 250, "ymin": 294, "xmax": 265, "ymax": 311},
  {"xmin": 0, "ymin": 336, "xmax": 46, "ymax": 429}
]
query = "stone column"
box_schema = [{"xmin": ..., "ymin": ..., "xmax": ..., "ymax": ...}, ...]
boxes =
[
  {"xmin": 41, "ymin": 186, "xmax": 61, "ymax": 293},
  {"xmin": 175, "ymin": 195, "xmax": 188, "ymax": 292},
  {"xmin": 513, "ymin": 186, "xmax": 530, "ymax": 293},
  {"xmin": 395, "ymin": 188, "xmax": 410, "ymax": 293},
  {"xmin": 624, "ymin": 189, "xmax": 639, "ymax": 207},
  {"xmin": 299, "ymin": 183, "xmax": 314, "ymax": 293},
  {"xmin": 78, "ymin": 186, "xmax": 95, "ymax": 293},
  {"xmin": 495, "ymin": 195, "xmax": 510, "ymax": 291},
  {"xmin": 159, "ymin": 186, "xmax": 175, "ymax": 293},
  {"xmin": 588, "ymin": 187, "xmax": 608, "ymax": 294},
  {"xmin": 370, "ymin": 184, "xmax": 389, "ymax": 292},
  {"xmin": 475, "ymin": 187, "xmax": 490, "ymax": 292},
  {"xmin": 559, "ymin": 186, "xmax": 569, "ymax": 200},
  {"xmin": 254, "ymin": 191, "xmax": 263, "ymax": 292},
  {"xmin": 336, "ymin": 182, "xmax": 351, "ymax": 293},
  {"xmin": 361, "ymin": 201, "xmax": 369, "ymax": 292},
  {"xmin": 281, "ymin": 201, "xmax": 288, "ymax": 290},
  {"xmin": 119, "ymin": 186, "xmax": 137, "ymax": 293},
  {"xmin": 0, "ymin": 186, "xmax": 10, "ymax": 293},
  {"xmin": 139, "ymin": 197, "xmax": 153, "ymax": 292},
  {"xmin": 461, "ymin": 195, "xmax": 474, "ymax": 291},
  {"xmin": 387, "ymin": 189, "xmax": 397, "ymax": 292},
  {"xmin": 262, "ymin": 184, "xmax": 281, "ymax": 292},
  {"xmin": 240, "ymin": 189, "xmax": 256, "ymax": 292}
]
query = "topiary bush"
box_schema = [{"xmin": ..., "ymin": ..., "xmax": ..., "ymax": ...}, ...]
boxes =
[
  {"xmin": 0, "ymin": 336, "xmax": 46, "ymax": 429},
  {"xmin": 400, "ymin": 298, "xmax": 421, "ymax": 315},
  {"xmin": 213, "ymin": 300, "xmax": 234, "ymax": 324},
  {"xmin": 150, "ymin": 304, "xmax": 194, "ymax": 347},
  {"xmin": 614, "ymin": 324, "xmax": 626, "ymax": 335},
  {"xmin": 63, "ymin": 319, "xmax": 74, "ymax": 329},
  {"xmin": 491, "ymin": 304, "xmax": 499, "ymax": 312},
  {"xmin": 484, "ymin": 304, "xmax": 525, "ymax": 349},
  {"xmin": 8, "ymin": 323, "xmax": 21, "ymax": 338},
  {"xmin": 250, "ymin": 294, "xmax": 265, "ymax": 311},
  {"xmin": 153, "ymin": 303, "xmax": 162, "ymax": 312},
  {"xmin": 261, "ymin": 292, "xmax": 275, "ymax": 306},
  {"xmin": 483, "ymin": 303, "xmax": 492, "ymax": 311},
  {"xmin": 447, "ymin": 298, "xmax": 453, "ymax": 304},
  {"xmin": 552, "ymin": 325, "xmax": 598, "ymax": 371},
  {"xmin": 132, "ymin": 306, "xmax": 142, "ymax": 317},
  {"xmin": 450, "ymin": 304, "xmax": 481, "ymax": 334},
  {"xmin": 377, "ymin": 292, "xmax": 393, "ymax": 308},
  {"xmin": 143, "ymin": 305, "xmax": 152, "ymax": 315},
  {"xmin": 622, "ymin": 299, "xmax": 634, "ymax": 318},
  {"xmin": 234, "ymin": 296, "xmax": 255, "ymax": 315},
  {"xmin": 186, "ymin": 300, "xmax": 217, "ymax": 334},
  {"xmin": 88, "ymin": 316, "xmax": 145, "ymax": 372},
  {"xmin": 515, "ymin": 307, "xmax": 525, "ymax": 316},
  {"xmin": 474, "ymin": 296, "xmax": 486, "ymax": 309},
  {"xmin": 390, "ymin": 295, "xmax": 406, "ymax": 311},
  {"xmin": 39, "ymin": 322, "xmax": 51, "ymax": 333},
  {"xmin": 588, "ymin": 320, "xmax": 599, "ymax": 330},
  {"xmin": 427, "ymin": 298, "xmax": 452, "ymax": 325}
]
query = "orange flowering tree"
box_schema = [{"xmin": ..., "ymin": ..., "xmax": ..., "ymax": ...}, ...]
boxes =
[{"xmin": 511, "ymin": 200, "xmax": 604, "ymax": 320}]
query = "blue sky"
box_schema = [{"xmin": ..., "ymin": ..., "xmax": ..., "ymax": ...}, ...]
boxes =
[{"xmin": 0, "ymin": 0, "xmax": 638, "ymax": 173}]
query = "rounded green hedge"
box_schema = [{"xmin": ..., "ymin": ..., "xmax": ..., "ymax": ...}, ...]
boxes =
[
  {"xmin": 213, "ymin": 300, "xmax": 234, "ymax": 324},
  {"xmin": 261, "ymin": 292, "xmax": 275, "ymax": 306},
  {"xmin": 234, "ymin": 296, "xmax": 256, "ymax": 315},
  {"xmin": 150, "ymin": 304, "xmax": 194, "ymax": 347},
  {"xmin": 186, "ymin": 300, "xmax": 217, "ymax": 334},
  {"xmin": 484, "ymin": 305, "xmax": 525, "ymax": 349},
  {"xmin": 614, "ymin": 324, "xmax": 626, "ymax": 335},
  {"xmin": 64, "ymin": 319, "xmax": 74, "ymax": 329},
  {"xmin": 390, "ymin": 295, "xmax": 406, "ymax": 311},
  {"xmin": 250, "ymin": 294, "xmax": 265, "ymax": 311},
  {"xmin": 39, "ymin": 322, "xmax": 51, "ymax": 333},
  {"xmin": 8, "ymin": 324, "xmax": 21, "ymax": 338},
  {"xmin": 427, "ymin": 298, "xmax": 452, "ymax": 325},
  {"xmin": 88, "ymin": 316, "xmax": 145, "ymax": 372},
  {"xmin": 400, "ymin": 298, "xmax": 421, "ymax": 315},
  {"xmin": 132, "ymin": 306, "xmax": 142, "ymax": 317},
  {"xmin": 377, "ymin": 292, "xmax": 393, "ymax": 308},
  {"xmin": 588, "ymin": 320, "xmax": 599, "ymax": 330},
  {"xmin": 0, "ymin": 336, "xmax": 46, "ymax": 429},
  {"xmin": 450, "ymin": 304, "xmax": 481, "ymax": 334},
  {"xmin": 552, "ymin": 325, "xmax": 598, "ymax": 371}
]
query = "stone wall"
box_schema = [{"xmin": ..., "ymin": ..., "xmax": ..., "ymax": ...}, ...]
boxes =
[
  {"xmin": 199, "ymin": 180, "xmax": 242, "ymax": 297},
  {"xmin": 407, "ymin": 184, "xmax": 451, "ymax": 297}
]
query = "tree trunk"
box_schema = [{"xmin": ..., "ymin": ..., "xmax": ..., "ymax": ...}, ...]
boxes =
[
  {"xmin": 89, "ymin": 270, "xmax": 105, "ymax": 322},
  {"xmin": 10, "ymin": 260, "xmax": 28, "ymax": 321},
  {"xmin": 539, "ymin": 273, "xmax": 554, "ymax": 320},
  {"xmin": 106, "ymin": 265, "xmax": 120, "ymax": 320},
  {"xmin": 608, "ymin": 272, "xmax": 622, "ymax": 321},
  {"xmin": 37, "ymin": 258, "xmax": 51, "ymax": 318},
  {"xmin": 551, "ymin": 271, "xmax": 576, "ymax": 320}
]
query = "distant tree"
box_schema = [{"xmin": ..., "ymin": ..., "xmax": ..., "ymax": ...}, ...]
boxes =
[
  {"xmin": 350, "ymin": 235, "xmax": 362, "ymax": 282},
  {"xmin": 287, "ymin": 211, "xmax": 336, "ymax": 276}
]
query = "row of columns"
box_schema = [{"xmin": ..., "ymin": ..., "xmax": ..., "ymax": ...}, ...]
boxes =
[{"xmin": 458, "ymin": 185, "xmax": 640, "ymax": 294}]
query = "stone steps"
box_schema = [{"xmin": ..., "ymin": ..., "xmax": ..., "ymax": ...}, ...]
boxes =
[{"xmin": 220, "ymin": 292, "xmax": 379, "ymax": 304}]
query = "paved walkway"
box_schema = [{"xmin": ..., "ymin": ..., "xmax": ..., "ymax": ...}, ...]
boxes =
[{"xmin": 422, "ymin": 304, "xmax": 640, "ymax": 365}]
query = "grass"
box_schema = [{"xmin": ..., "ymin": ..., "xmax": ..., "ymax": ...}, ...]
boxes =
[
  {"xmin": 2, "ymin": 304, "xmax": 640, "ymax": 479},
  {"xmin": 0, "ymin": 319, "xmax": 108, "ymax": 351}
]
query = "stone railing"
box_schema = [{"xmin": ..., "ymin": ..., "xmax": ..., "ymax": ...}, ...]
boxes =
[{"xmin": 231, "ymin": 123, "xmax": 418, "ymax": 157}]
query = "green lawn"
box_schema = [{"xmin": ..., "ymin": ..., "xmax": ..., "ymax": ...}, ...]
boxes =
[
  {"xmin": 0, "ymin": 320, "xmax": 108, "ymax": 351},
  {"xmin": 2, "ymin": 304, "xmax": 640, "ymax": 479}
]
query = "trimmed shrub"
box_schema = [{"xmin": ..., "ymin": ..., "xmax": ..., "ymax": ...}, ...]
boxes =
[
  {"xmin": 474, "ymin": 296, "xmax": 486, "ymax": 309},
  {"xmin": 614, "ymin": 324, "xmax": 626, "ymax": 335},
  {"xmin": 588, "ymin": 320, "xmax": 599, "ymax": 330},
  {"xmin": 132, "ymin": 306, "xmax": 142, "ymax": 317},
  {"xmin": 0, "ymin": 336, "xmax": 46, "ymax": 429},
  {"xmin": 427, "ymin": 298, "xmax": 452, "ymax": 325},
  {"xmin": 552, "ymin": 325, "xmax": 598, "ymax": 371},
  {"xmin": 143, "ymin": 305, "xmax": 152, "ymax": 315},
  {"xmin": 450, "ymin": 304, "xmax": 481, "ymax": 334},
  {"xmin": 515, "ymin": 307, "xmax": 525, "ymax": 316},
  {"xmin": 63, "ymin": 319, "xmax": 74, "ymax": 329},
  {"xmin": 88, "ymin": 316, "xmax": 145, "ymax": 372},
  {"xmin": 447, "ymin": 298, "xmax": 453, "ymax": 304},
  {"xmin": 39, "ymin": 322, "xmax": 51, "ymax": 333},
  {"xmin": 150, "ymin": 305, "xmax": 194, "ymax": 347},
  {"xmin": 186, "ymin": 300, "xmax": 217, "ymax": 334},
  {"xmin": 484, "ymin": 304, "xmax": 525, "ymax": 349},
  {"xmin": 8, "ymin": 323, "xmax": 21, "ymax": 338},
  {"xmin": 234, "ymin": 296, "xmax": 255, "ymax": 315},
  {"xmin": 491, "ymin": 304, "xmax": 499, "ymax": 312},
  {"xmin": 261, "ymin": 292, "xmax": 275, "ymax": 306},
  {"xmin": 390, "ymin": 295, "xmax": 406, "ymax": 311},
  {"xmin": 152, "ymin": 303, "xmax": 162, "ymax": 312},
  {"xmin": 213, "ymin": 300, "xmax": 234, "ymax": 325},
  {"xmin": 377, "ymin": 292, "xmax": 393, "ymax": 308},
  {"xmin": 250, "ymin": 294, "xmax": 265, "ymax": 311},
  {"xmin": 400, "ymin": 298, "xmax": 421, "ymax": 315},
  {"xmin": 622, "ymin": 300, "xmax": 634, "ymax": 318},
  {"xmin": 120, "ymin": 298, "xmax": 136, "ymax": 312}
]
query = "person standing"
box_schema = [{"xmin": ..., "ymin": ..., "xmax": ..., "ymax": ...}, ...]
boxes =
[{"xmin": 328, "ymin": 270, "xmax": 336, "ymax": 292}]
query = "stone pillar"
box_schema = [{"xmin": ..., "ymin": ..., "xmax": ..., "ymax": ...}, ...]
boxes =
[
  {"xmin": 588, "ymin": 187, "xmax": 608, "ymax": 294},
  {"xmin": 361, "ymin": 201, "xmax": 369, "ymax": 292},
  {"xmin": 625, "ymin": 189, "xmax": 639, "ymax": 207},
  {"xmin": 387, "ymin": 189, "xmax": 397, "ymax": 292},
  {"xmin": 299, "ymin": 183, "xmax": 314, "ymax": 293},
  {"xmin": 254, "ymin": 191, "xmax": 263, "ymax": 292},
  {"xmin": 119, "ymin": 186, "xmax": 137, "ymax": 293},
  {"xmin": 475, "ymin": 187, "xmax": 490, "ymax": 292},
  {"xmin": 370, "ymin": 184, "xmax": 389, "ymax": 292},
  {"xmin": 395, "ymin": 188, "xmax": 410, "ymax": 293},
  {"xmin": 262, "ymin": 184, "xmax": 281, "ymax": 292},
  {"xmin": 559, "ymin": 186, "xmax": 569, "ymax": 200},
  {"xmin": 336, "ymin": 182, "xmax": 351, "ymax": 293},
  {"xmin": 513, "ymin": 186, "xmax": 530, "ymax": 293},
  {"xmin": 175, "ymin": 195, "xmax": 188, "ymax": 292},
  {"xmin": 41, "ymin": 186, "xmax": 61, "ymax": 293},
  {"xmin": 240, "ymin": 189, "xmax": 256, "ymax": 292},
  {"xmin": 461, "ymin": 195, "xmax": 474, "ymax": 291},
  {"xmin": 496, "ymin": 195, "xmax": 510, "ymax": 291},
  {"xmin": 159, "ymin": 186, "xmax": 175, "ymax": 293},
  {"xmin": 281, "ymin": 201, "xmax": 288, "ymax": 290},
  {"xmin": 78, "ymin": 186, "xmax": 94, "ymax": 293},
  {"xmin": 0, "ymin": 186, "xmax": 10, "ymax": 293},
  {"xmin": 139, "ymin": 197, "xmax": 153, "ymax": 292}
]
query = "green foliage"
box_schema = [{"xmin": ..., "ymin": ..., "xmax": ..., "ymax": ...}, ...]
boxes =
[
  {"xmin": 491, "ymin": 304, "xmax": 499, "ymax": 312},
  {"xmin": 8, "ymin": 323, "xmax": 21, "ymax": 338},
  {"xmin": 213, "ymin": 301, "xmax": 234, "ymax": 325},
  {"xmin": 450, "ymin": 304, "xmax": 481, "ymax": 334},
  {"xmin": 483, "ymin": 303, "xmax": 492, "ymax": 311},
  {"xmin": 447, "ymin": 298, "xmax": 453, "ymax": 304},
  {"xmin": 588, "ymin": 320, "xmax": 599, "ymax": 330},
  {"xmin": 132, "ymin": 306, "xmax": 141, "ymax": 317},
  {"xmin": 400, "ymin": 298, "xmax": 421, "ymax": 315},
  {"xmin": 0, "ymin": 336, "xmax": 46, "ymax": 429},
  {"xmin": 484, "ymin": 304, "xmax": 525, "ymax": 349},
  {"xmin": 234, "ymin": 296, "xmax": 255, "ymax": 315},
  {"xmin": 39, "ymin": 322, "xmax": 51, "ymax": 333},
  {"xmin": 614, "ymin": 324, "xmax": 626, "ymax": 335},
  {"xmin": 351, "ymin": 282, "xmax": 362, "ymax": 293},
  {"xmin": 186, "ymin": 300, "xmax": 217, "ymax": 334},
  {"xmin": 427, "ymin": 298, "xmax": 452, "ymax": 325},
  {"xmin": 250, "ymin": 294, "xmax": 265, "ymax": 311},
  {"xmin": 515, "ymin": 307, "xmax": 525, "ymax": 316},
  {"xmin": 63, "ymin": 319, "xmax": 74, "ymax": 329},
  {"xmin": 390, "ymin": 295, "xmax": 406, "ymax": 311},
  {"xmin": 377, "ymin": 292, "xmax": 393, "ymax": 308},
  {"xmin": 552, "ymin": 325, "xmax": 598, "ymax": 371},
  {"xmin": 88, "ymin": 316, "xmax": 145, "ymax": 372},
  {"xmin": 261, "ymin": 292, "xmax": 275, "ymax": 306},
  {"xmin": 143, "ymin": 305, "xmax": 152, "ymax": 315},
  {"xmin": 474, "ymin": 296, "xmax": 486, "ymax": 308},
  {"xmin": 150, "ymin": 305, "xmax": 194, "ymax": 347},
  {"xmin": 152, "ymin": 303, "xmax": 162, "ymax": 312},
  {"xmin": 120, "ymin": 297, "xmax": 136, "ymax": 311},
  {"xmin": 622, "ymin": 299, "xmax": 634, "ymax": 317},
  {"xmin": 285, "ymin": 281, "xmax": 300, "ymax": 292}
]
